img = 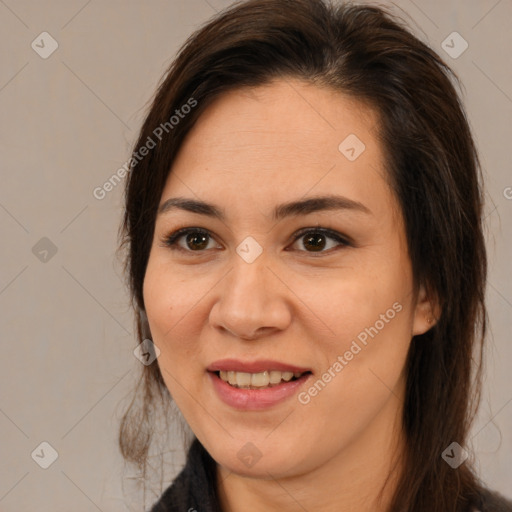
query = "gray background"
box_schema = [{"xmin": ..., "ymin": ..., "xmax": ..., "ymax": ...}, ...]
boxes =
[{"xmin": 0, "ymin": 0, "xmax": 511, "ymax": 510}]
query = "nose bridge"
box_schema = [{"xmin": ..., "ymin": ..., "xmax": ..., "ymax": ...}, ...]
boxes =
[
  {"xmin": 227, "ymin": 245, "xmax": 272, "ymax": 308},
  {"xmin": 212, "ymin": 243, "xmax": 290, "ymax": 339},
  {"xmin": 228, "ymin": 233, "xmax": 270, "ymax": 293}
]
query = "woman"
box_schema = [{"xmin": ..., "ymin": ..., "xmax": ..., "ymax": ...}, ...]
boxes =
[{"xmin": 117, "ymin": 0, "xmax": 512, "ymax": 510}]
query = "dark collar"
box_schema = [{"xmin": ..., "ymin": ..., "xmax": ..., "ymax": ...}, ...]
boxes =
[{"xmin": 149, "ymin": 437, "xmax": 221, "ymax": 512}]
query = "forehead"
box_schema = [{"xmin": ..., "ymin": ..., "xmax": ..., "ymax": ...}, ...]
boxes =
[{"xmin": 161, "ymin": 79, "xmax": 392, "ymax": 219}]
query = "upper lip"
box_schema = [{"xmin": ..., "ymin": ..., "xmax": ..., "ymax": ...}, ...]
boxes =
[{"xmin": 207, "ymin": 359, "xmax": 311, "ymax": 374}]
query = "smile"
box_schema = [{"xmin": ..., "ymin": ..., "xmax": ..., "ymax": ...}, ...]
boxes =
[
  {"xmin": 216, "ymin": 370, "xmax": 308, "ymax": 389},
  {"xmin": 207, "ymin": 370, "xmax": 312, "ymax": 410}
]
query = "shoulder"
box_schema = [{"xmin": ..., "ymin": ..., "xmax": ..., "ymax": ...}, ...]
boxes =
[{"xmin": 474, "ymin": 488, "xmax": 512, "ymax": 512}]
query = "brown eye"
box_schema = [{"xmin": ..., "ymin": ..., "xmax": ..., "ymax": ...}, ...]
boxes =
[
  {"xmin": 162, "ymin": 228, "xmax": 219, "ymax": 252},
  {"xmin": 290, "ymin": 228, "xmax": 350, "ymax": 254},
  {"xmin": 302, "ymin": 232, "xmax": 327, "ymax": 252},
  {"xmin": 184, "ymin": 231, "xmax": 209, "ymax": 251},
  {"xmin": 162, "ymin": 226, "xmax": 350, "ymax": 255}
]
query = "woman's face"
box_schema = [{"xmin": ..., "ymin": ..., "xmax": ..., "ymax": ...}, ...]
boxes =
[{"xmin": 143, "ymin": 79, "xmax": 433, "ymax": 479}]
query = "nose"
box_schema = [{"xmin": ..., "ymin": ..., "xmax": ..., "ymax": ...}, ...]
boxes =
[{"xmin": 209, "ymin": 254, "xmax": 292, "ymax": 341}]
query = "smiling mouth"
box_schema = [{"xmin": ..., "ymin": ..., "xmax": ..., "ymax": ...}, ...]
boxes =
[{"xmin": 212, "ymin": 370, "xmax": 312, "ymax": 389}]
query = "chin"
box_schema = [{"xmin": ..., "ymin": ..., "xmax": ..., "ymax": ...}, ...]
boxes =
[{"xmin": 206, "ymin": 436, "xmax": 308, "ymax": 479}]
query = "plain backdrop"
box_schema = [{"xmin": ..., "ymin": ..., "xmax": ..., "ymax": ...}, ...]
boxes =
[{"xmin": 0, "ymin": 0, "xmax": 511, "ymax": 510}]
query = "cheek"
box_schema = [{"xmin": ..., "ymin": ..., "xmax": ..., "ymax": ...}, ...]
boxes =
[
  {"xmin": 309, "ymin": 261, "xmax": 410, "ymax": 348},
  {"xmin": 312, "ymin": 292, "xmax": 410, "ymax": 400},
  {"xmin": 143, "ymin": 265, "xmax": 202, "ymax": 414},
  {"xmin": 302, "ymin": 256, "xmax": 413, "ymax": 408},
  {"xmin": 293, "ymin": 297, "xmax": 411, "ymax": 467},
  {"xmin": 144, "ymin": 257, "xmax": 201, "ymax": 336},
  {"xmin": 142, "ymin": 259, "xmax": 203, "ymax": 372}
]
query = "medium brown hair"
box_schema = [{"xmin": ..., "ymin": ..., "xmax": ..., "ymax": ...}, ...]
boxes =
[{"xmin": 118, "ymin": 1, "xmax": 488, "ymax": 510}]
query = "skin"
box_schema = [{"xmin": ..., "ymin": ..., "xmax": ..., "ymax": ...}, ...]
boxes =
[{"xmin": 143, "ymin": 78, "xmax": 438, "ymax": 512}]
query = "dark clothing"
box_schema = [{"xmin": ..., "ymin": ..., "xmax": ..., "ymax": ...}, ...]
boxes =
[
  {"xmin": 149, "ymin": 437, "xmax": 512, "ymax": 512},
  {"xmin": 150, "ymin": 437, "xmax": 221, "ymax": 512}
]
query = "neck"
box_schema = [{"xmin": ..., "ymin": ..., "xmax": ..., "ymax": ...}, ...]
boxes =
[{"xmin": 216, "ymin": 394, "xmax": 405, "ymax": 512}]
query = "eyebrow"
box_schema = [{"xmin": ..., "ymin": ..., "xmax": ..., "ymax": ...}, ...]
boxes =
[{"xmin": 157, "ymin": 195, "xmax": 371, "ymax": 221}]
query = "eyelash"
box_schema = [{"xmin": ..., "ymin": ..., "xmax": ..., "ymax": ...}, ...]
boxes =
[{"xmin": 160, "ymin": 226, "xmax": 352, "ymax": 256}]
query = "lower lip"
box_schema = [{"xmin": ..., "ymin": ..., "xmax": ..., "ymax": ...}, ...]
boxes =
[{"xmin": 208, "ymin": 371, "xmax": 312, "ymax": 411}]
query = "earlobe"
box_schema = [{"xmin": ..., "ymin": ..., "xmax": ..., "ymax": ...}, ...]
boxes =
[{"xmin": 412, "ymin": 283, "xmax": 441, "ymax": 336}]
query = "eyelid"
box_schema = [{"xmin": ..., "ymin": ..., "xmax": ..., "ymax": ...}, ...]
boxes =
[
  {"xmin": 290, "ymin": 226, "xmax": 353, "ymax": 250},
  {"xmin": 160, "ymin": 227, "xmax": 218, "ymax": 252},
  {"xmin": 160, "ymin": 226, "xmax": 352, "ymax": 254}
]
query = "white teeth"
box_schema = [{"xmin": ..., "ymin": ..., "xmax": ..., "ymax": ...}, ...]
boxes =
[
  {"xmin": 269, "ymin": 370, "xmax": 282, "ymax": 385},
  {"xmin": 217, "ymin": 369, "xmax": 306, "ymax": 388},
  {"xmin": 236, "ymin": 372, "xmax": 252, "ymax": 387},
  {"xmin": 251, "ymin": 371, "xmax": 270, "ymax": 387},
  {"xmin": 282, "ymin": 371, "xmax": 294, "ymax": 382}
]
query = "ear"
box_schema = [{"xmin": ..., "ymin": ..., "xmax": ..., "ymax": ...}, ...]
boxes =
[{"xmin": 412, "ymin": 282, "xmax": 441, "ymax": 336}]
